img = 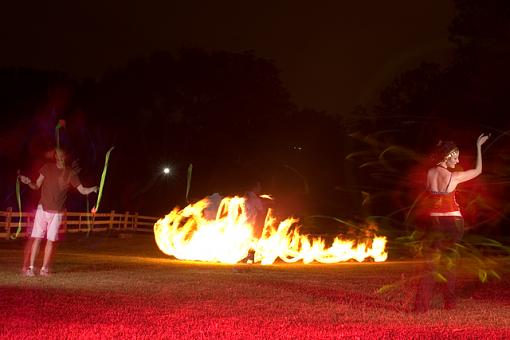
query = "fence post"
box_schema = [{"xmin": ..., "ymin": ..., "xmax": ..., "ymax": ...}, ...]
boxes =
[
  {"xmin": 109, "ymin": 210, "xmax": 115, "ymax": 231},
  {"xmin": 5, "ymin": 207, "xmax": 12, "ymax": 239},
  {"xmin": 134, "ymin": 212, "xmax": 139, "ymax": 232},
  {"xmin": 27, "ymin": 214, "xmax": 32, "ymax": 238},
  {"xmin": 62, "ymin": 209, "xmax": 68, "ymax": 233},
  {"xmin": 124, "ymin": 211, "xmax": 129, "ymax": 231}
]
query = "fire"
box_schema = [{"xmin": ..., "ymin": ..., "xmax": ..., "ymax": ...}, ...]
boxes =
[{"xmin": 154, "ymin": 196, "xmax": 388, "ymax": 265}]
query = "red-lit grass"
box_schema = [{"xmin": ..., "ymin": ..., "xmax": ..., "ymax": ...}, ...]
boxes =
[{"xmin": 0, "ymin": 235, "xmax": 509, "ymax": 339}]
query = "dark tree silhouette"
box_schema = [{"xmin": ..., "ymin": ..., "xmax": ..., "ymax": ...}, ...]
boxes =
[
  {"xmin": 371, "ymin": 0, "xmax": 510, "ymax": 130},
  {"xmin": 0, "ymin": 68, "xmax": 76, "ymax": 209},
  {"xmin": 343, "ymin": 0, "xmax": 510, "ymax": 238},
  {"xmin": 78, "ymin": 48, "xmax": 298, "ymax": 214}
]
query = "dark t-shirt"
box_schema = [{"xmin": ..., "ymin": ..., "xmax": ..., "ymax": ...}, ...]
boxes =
[{"xmin": 39, "ymin": 163, "xmax": 81, "ymax": 212}]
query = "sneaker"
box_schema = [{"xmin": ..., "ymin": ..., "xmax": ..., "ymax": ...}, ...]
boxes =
[
  {"xmin": 22, "ymin": 267, "xmax": 35, "ymax": 277},
  {"xmin": 39, "ymin": 267, "xmax": 50, "ymax": 277}
]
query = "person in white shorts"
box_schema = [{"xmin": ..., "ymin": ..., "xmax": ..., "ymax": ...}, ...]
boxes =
[{"xmin": 19, "ymin": 147, "xmax": 98, "ymax": 276}]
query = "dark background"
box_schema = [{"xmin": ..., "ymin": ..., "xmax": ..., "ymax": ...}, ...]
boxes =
[{"xmin": 1, "ymin": 1, "xmax": 509, "ymax": 238}]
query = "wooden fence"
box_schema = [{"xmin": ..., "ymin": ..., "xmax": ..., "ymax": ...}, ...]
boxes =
[{"xmin": 0, "ymin": 207, "xmax": 159, "ymax": 239}]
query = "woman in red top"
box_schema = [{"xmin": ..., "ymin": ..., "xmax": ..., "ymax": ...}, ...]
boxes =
[{"xmin": 414, "ymin": 133, "xmax": 489, "ymax": 313}]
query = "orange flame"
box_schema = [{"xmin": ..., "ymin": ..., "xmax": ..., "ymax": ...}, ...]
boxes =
[{"xmin": 154, "ymin": 196, "xmax": 387, "ymax": 265}]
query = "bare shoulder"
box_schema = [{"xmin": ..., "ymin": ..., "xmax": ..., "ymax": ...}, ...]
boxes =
[
  {"xmin": 427, "ymin": 167, "xmax": 437, "ymax": 177},
  {"xmin": 427, "ymin": 166, "xmax": 448, "ymax": 177},
  {"xmin": 427, "ymin": 167, "xmax": 438, "ymax": 181}
]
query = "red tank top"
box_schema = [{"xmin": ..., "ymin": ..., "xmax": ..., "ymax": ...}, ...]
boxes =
[
  {"xmin": 428, "ymin": 191, "xmax": 460, "ymax": 213},
  {"xmin": 427, "ymin": 168, "xmax": 460, "ymax": 213}
]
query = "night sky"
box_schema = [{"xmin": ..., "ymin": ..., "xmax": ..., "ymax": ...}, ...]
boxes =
[{"xmin": 1, "ymin": 0, "xmax": 454, "ymax": 115}]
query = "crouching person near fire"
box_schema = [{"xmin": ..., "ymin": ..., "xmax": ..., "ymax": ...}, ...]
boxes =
[
  {"xmin": 243, "ymin": 180, "xmax": 273, "ymax": 263},
  {"xmin": 203, "ymin": 192, "xmax": 223, "ymax": 220},
  {"xmin": 244, "ymin": 181, "xmax": 265, "ymax": 238},
  {"xmin": 19, "ymin": 147, "xmax": 97, "ymax": 277}
]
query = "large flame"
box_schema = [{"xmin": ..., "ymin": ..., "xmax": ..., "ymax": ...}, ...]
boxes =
[{"xmin": 154, "ymin": 196, "xmax": 387, "ymax": 265}]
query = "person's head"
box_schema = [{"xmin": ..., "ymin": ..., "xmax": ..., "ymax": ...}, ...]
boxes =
[
  {"xmin": 246, "ymin": 180, "xmax": 262, "ymax": 195},
  {"xmin": 54, "ymin": 147, "xmax": 68, "ymax": 169},
  {"xmin": 435, "ymin": 141, "xmax": 459, "ymax": 169},
  {"xmin": 252, "ymin": 181, "xmax": 262, "ymax": 194}
]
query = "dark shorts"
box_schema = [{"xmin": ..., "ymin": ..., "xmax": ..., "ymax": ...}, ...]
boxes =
[{"xmin": 426, "ymin": 216, "xmax": 464, "ymax": 251}]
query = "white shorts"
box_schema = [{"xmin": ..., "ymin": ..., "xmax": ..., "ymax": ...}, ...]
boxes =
[{"xmin": 31, "ymin": 205, "xmax": 62, "ymax": 241}]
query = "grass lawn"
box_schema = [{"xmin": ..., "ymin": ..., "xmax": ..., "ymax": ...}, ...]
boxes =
[{"xmin": 1, "ymin": 233, "xmax": 509, "ymax": 339}]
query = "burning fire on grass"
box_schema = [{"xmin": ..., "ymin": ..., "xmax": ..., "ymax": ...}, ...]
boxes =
[{"xmin": 154, "ymin": 196, "xmax": 387, "ymax": 264}]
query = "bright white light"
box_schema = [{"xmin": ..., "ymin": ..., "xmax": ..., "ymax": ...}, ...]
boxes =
[{"xmin": 163, "ymin": 167, "xmax": 170, "ymax": 175}]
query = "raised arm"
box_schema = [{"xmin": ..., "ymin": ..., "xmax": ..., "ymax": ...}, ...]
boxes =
[
  {"xmin": 19, "ymin": 174, "xmax": 44, "ymax": 190},
  {"xmin": 77, "ymin": 184, "xmax": 98, "ymax": 196},
  {"xmin": 451, "ymin": 133, "xmax": 489, "ymax": 184}
]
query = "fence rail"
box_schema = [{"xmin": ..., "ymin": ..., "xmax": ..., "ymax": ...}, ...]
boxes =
[{"xmin": 0, "ymin": 207, "xmax": 159, "ymax": 239}]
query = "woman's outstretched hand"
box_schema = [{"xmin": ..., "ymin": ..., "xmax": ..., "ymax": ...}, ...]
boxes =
[
  {"xmin": 18, "ymin": 175, "xmax": 31, "ymax": 185},
  {"xmin": 477, "ymin": 133, "xmax": 490, "ymax": 148}
]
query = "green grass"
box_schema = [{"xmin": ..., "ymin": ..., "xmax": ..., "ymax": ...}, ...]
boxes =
[{"xmin": 1, "ymin": 234, "xmax": 509, "ymax": 339}]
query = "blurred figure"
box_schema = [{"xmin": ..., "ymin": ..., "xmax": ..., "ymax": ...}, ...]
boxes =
[
  {"xmin": 19, "ymin": 147, "xmax": 97, "ymax": 277},
  {"xmin": 203, "ymin": 192, "xmax": 223, "ymax": 220},
  {"xmin": 244, "ymin": 181, "xmax": 265, "ymax": 238},
  {"xmin": 414, "ymin": 133, "xmax": 489, "ymax": 312},
  {"xmin": 243, "ymin": 181, "xmax": 272, "ymax": 264}
]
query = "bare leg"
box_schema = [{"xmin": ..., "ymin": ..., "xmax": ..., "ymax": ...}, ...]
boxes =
[
  {"xmin": 30, "ymin": 238, "xmax": 42, "ymax": 268},
  {"xmin": 22, "ymin": 238, "xmax": 34, "ymax": 269},
  {"xmin": 42, "ymin": 240, "xmax": 55, "ymax": 269}
]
